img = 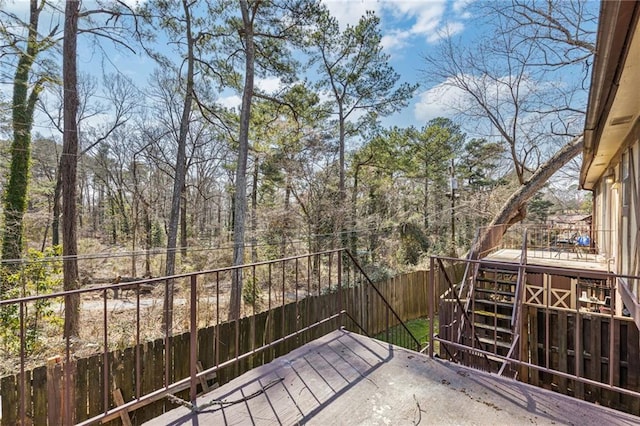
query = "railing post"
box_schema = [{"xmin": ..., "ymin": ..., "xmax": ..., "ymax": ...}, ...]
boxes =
[
  {"xmin": 190, "ymin": 274, "xmax": 198, "ymax": 404},
  {"xmin": 337, "ymin": 251, "xmax": 342, "ymax": 328},
  {"xmin": 429, "ymin": 256, "xmax": 434, "ymax": 358}
]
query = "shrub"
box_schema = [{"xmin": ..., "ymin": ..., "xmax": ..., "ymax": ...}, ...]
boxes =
[{"xmin": 0, "ymin": 246, "xmax": 63, "ymax": 354}]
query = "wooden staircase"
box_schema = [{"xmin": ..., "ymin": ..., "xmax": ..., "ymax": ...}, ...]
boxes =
[
  {"xmin": 453, "ymin": 261, "xmax": 524, "ymax": 376},
  {"xmin": 470, "ymin": 265, "xmax": 518, "ymax": 365}
]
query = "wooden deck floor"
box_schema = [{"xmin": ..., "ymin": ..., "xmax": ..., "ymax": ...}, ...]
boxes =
[
  {"xmin": 144, "ymin": 330, "xmax": 639, "ymax": 425},
  {"xmin": 485, "ymin": 248, "xmax": 609, "ymax": 272}
]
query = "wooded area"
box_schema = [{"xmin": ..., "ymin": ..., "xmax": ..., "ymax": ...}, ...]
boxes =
[{"xmin": 0, "ymin": 1, "xmax": 596, "ymax": 338}]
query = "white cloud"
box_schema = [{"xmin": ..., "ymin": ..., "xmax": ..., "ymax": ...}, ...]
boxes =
[
  {"xmin": 402, "ymin": 1, "xmax": 447, "ymax": 35},
  {"xmin": 218, "ymin": 95, "xmax": 242, "ymax": 110},
  {"xmin": 414, "ymin": 81, "xmax": 465, "ymax": 122},
  {"xmin": 426, "ymin": 21, "xmax": 465, "ymax": 43},
  {"xmin": 383, "ymin": 1, "xmax": 474, "ymax": 56},
  {"xmin": 255, "ymin": 77, "xmax": 282, "ymax": 94},
  {"xmin": 381, "ymin": 29, "xmax": 412, "ymax": 51},
  {"xmin": 322, "ymin": 0, "xmax": 382, "ymax": 29},
  {"xmin": 452, "ymin": 0, "xmax": 475, "ymax": 18},
  {"xmin": 321, "ymin": 1, "xmax": 473, "ymax": 58}
]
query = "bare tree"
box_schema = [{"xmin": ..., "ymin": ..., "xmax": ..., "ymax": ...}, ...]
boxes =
[
  {"xmin": 40, "ymin": 72, "xmax": 136, "ymax": 246},
  {"xmin": 423, "ymin": 0, "xmax": 597, "ymax": 231}
]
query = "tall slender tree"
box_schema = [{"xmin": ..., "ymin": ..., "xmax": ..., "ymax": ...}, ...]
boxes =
[
  {"xmin": 226, "ymin": 0, "xmax": 322, "ymax": 320},
  {"xmin": 308, "ymin": 10, "xmax": 417, "ymax": 251},
  {"xmin": 141, "ymin": 0, "xmax": 214, "ymax": 330},
  {"xmin": 61, "ymin": 0, "xmax": 81, "ymax": 338},
  {"xmin": 59, "ymin": 0, "xmax": 140, "ymax": 336},
  {"xmin": 163, "ymin": 0, "xmax": 196, "ymax": 331},
  {"xmin": 1, "ymin": 0, "xmax": 59, "ymax": 270}
]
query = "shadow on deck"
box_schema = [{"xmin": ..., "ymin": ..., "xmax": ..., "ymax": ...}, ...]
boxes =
[{"xmin": 144, "ymin": 330, "xmax": 640, "ymax": 425}]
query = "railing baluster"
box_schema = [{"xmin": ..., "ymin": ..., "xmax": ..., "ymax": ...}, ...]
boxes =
[
  {"xmin": 337, "ymin": 252, "xmax": 342, "ymax": 329},
  {"xmin": 189, "ymin": 275, "xmax": 197, "ymax": 403},
  {"xmin": 215, "ymin": 271, "xmax": 220, "ymax": 371},
  {"xmin": 19, "ymin": 300, "xmax": 25, "ymax": 425},
  {"xmin": 295, "ymin": 258, "xmax": 299, "ymax": 336},
  {"xmin": 282, "ymin": 259, "xmax": 286, "ymax": 341},
  {"xmin": 103, "ymin": 288, "xmax": 109, "ymax": 415},
  {"xmin": 136, "ymin": 283, "xmax": 141, "ymax": 400}
]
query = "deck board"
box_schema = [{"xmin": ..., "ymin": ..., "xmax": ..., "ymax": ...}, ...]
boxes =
[{"xmin": 144, "ymin": 329, "xmax": 639, "ymax": 425}]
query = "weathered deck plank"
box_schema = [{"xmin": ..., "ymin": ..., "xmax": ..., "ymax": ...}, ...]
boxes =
[{"xmin": 143, "ymin": 329, "xmax": 640, "ymax": 425}]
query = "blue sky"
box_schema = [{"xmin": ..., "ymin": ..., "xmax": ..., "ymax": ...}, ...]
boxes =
[
  {"xmin": 4, "ymin": 0, "xmax": 482, "ymax": 134},
  {"xmin": 322, "ymin": 0, "xmax": 477, "ymax": 127}
]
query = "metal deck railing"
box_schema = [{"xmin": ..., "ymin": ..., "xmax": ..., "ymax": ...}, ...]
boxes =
[{"xmin": 0, "ymin": 249, "xmax": 420, "ymax": 425}]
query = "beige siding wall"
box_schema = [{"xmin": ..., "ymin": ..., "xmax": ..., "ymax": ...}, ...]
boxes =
[
  {"xmin": 593, "ymin": 138, "xmax": 640, "ymax": 276},
  {"xmin": 622, "ymin": 139, "xmax": 640, "ymax": 276}
]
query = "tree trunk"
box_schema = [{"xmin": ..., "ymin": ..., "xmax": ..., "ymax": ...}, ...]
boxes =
[
  {"xmin": 109, "ymin": 196, "xmax": 117, "ymax": 244},
  {"xmin": 338, "ymin": 111, "xmax": 346, "ymax": 250},
  {"xmin": 51, "ymin": 168, "xmax": 62, "ymax": 246},
  {"xmin": 251, "ymin": 158, "xmax": 258, "ymax": 263},
  {"xmin": 1, "ymin": 0, "xmax": 44, "ymax": 270},
  {"xmin": 350, "ymin": 165, "xmax": 360, "ymax": 258},
  {"xmin": 180, "ymin": 183, "xmax": 187, "ymax": 257},
  {"xmin": 61, "ymin": 0, "xmax": 80, "ymax": 339},
  {"xmin": 229, "ymin": 0, "xmax": 256, "ymax": 321},
  {"xmin": 423, "ymin": 173, "xmax": 429, "ymax": 231},
  {"xmin": 282, "ymin": 184, "xmax": 290, "ymax": 258},
  {"xmin": 164, "ymin": 0, "xmax": 196, "ymax": 331},
  {"xmin": 476, "ymin": 135, "xmax": 584, "ymax": 254}
]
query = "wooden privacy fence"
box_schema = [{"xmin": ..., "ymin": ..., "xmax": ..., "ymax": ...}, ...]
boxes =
[
  {"xmin": 1, "ymin": 270, "xmax": 428, "ymax": 425},
  {"xmin": 523, "ymin": 306, "xmax": 640, "ymax": 415}
]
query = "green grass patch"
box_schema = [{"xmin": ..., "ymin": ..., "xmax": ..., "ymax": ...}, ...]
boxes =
[{"xmin": 374, "ymin": 317, "xmax": 438, "ymax": 350}]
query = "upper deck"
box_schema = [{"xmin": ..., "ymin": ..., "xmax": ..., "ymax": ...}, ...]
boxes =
[
  {"xmin": 143, "ymin": 329, "xmax": 640, "ymax": 425},
  {"xmin": 485, "ymin": 248, "xmax": 609, "ymax": 273}
]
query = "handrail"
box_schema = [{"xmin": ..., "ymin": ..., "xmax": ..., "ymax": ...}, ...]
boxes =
[
  {"xmin": 433, "ymin": 336, "xmax": 640, "ymax": 400},
  {"xmin": 436, "ymin": 257, "xmax": 490, "ymax": 365},
  {"xmin": 343, "ymin": 250, "xmax": 422, "ymax": 351},
  {"xmin": 430, "ymin": 253, "xmax": 639, "ymax": 398},
  {"xmin": 512, "ymin": 228, "xmax": 528, "ymax": 327},
  {"xmin": 497, "ymin": 228, "xmax": 528, "ymax": 377},
  {"xmin": 453, "ymin": 228, "xmax": 481, "ymax": 344},
  {"xmin": 0, "ymin": 249, "xmax": 346, "ymax": 307}
]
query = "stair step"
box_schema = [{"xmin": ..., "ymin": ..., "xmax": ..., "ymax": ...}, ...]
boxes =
[
  {"xmin": 476, "ymin": 277, "xmax": 517, "ymax": 286},
  {"xmin": 485, "ymin": 354, "xmax": 506, "ymax": 364},
  {"xmin": 479, "ymin": 267, "xmax": 519, "ymax": 275},
  {"xmin": 473, "ymin": 322, "xmax": 513, "ymax": 334},
  {"xmin": 474, "ymin": 298, "xmax": 514, "ymax": 308},
  {"xmin": 475, "ymin": 288, "xmax": 515, "ymax": 297},
  {"xmin": 478, "ymin": 337, "xmax": 513, "ymax": 350},
  {"xmin": 473, "ymin": 310, "xmax": 512, "ymax": 320}
]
